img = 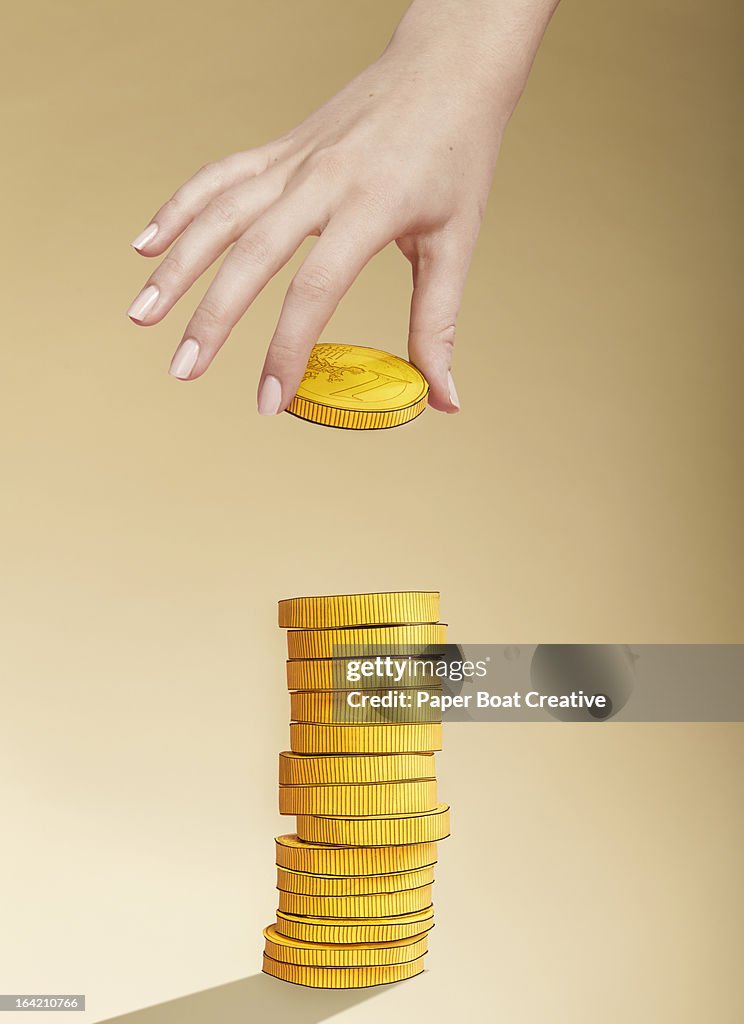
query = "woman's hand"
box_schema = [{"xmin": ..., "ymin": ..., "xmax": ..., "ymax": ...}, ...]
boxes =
[{"xmin": 127, "ymin": 0, "xmax": 557, "ymax": 414}]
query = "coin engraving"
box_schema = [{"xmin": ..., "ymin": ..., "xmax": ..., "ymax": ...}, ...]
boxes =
[{"xmin": 287, "ymin": 344, "xmax": 428, "ymax": 427}]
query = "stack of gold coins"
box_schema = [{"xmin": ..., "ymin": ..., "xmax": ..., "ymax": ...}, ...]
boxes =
[{"xmin": 262, "ymin": 591, "xmax": 451, "ymax": 989}]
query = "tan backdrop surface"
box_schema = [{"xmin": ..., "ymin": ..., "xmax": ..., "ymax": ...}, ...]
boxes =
[{"xmin": 1, "ymin": 1, "xmax": 742, "ymax": 1022}]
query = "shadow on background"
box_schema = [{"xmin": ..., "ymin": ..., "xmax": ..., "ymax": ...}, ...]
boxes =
[{"xmin": 100, "ymin": 972, "xmax": 381, "ymax": 1024}]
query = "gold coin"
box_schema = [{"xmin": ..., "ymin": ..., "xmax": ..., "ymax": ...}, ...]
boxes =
[
  {"xmin": 278, "ymin": 884, "xmax": 433, "ymax": 918},
  {"xmin": 289, "ymin": 722, "xmax": 442, "ymax": 754},
  {"xmin": 276, "ymin": 865, "xmax": 435, "ymax": 896},
  {"xmin": 296, "ymin": 803, "xmax": 451, "ymax": 847},
  {"xmin": 285, "ymin": 344, "xmax": 429, "ymax": 431},
  {"xmin": 278, "ymin": 751, "xmax": 435, "ymax": 786},
  {"xmin": 287, "ymin": 624, "xmax": 447, "ymax": 660},
  {"xmin": 286, "ymin": 657, "xmax": 440, "ymax": 691},
  {"xmin": 274, "ymin": 906, "xmax": 435, "ymax": 944},
  {"xmin": 279, "ymin": 779, "xmax": 438, "ymax": 816},
  {"xmin": 262, "ymin": 951, "xmax": 426, "ymax": 988},
  {"xmin": 275, "ymin": 835, "xmax": 438, "ymax": 876},
  {"xmin": 278, "ymin": 591, "xmax": 440, "ymax": 629},
  {"xmin": 289, "ymin": 689, "xmax": 442, "ymax": 726},
  {"xmin": 263, "ymin": 923, "xmax": 429, "ymax": 968}
]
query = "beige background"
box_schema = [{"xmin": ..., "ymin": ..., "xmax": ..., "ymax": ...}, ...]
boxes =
[{"xmin": 1, "ymin": 0, "xmax": 742, "ymax": 1021}]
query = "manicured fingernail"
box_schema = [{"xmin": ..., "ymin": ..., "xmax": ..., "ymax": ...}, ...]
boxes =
[
  {"xmin": 447, "ymin": 370, "xmax": 460, "ymax": 410},
  {"xmin": 127, "ymin": 284, "xmax": 159, "ymax": 322},
  {"xmin": 169, "ymin": 338, "xmax": 200, "ymax": 380},
  {"xmin": 258, "ymin": 375, "xmax": 282, "ymax": 416},
  {"xmin": 131, "ymin": 223, "xmax": 158, "ymax": 251}
]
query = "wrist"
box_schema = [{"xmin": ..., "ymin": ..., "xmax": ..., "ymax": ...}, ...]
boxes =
[{"xmin": 386, "ymin": 0, "xmax": 558, "ymax": 118}]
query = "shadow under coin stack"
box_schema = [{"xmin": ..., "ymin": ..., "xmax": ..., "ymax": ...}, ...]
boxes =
[{"xmin": 261, "ymin": 592, "xmax": 451, "ymax": 989}]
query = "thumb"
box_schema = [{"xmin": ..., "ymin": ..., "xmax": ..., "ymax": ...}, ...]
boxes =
[{"xmin": 406, "ymin": 241, "xmax": 471, "ymax": 413}]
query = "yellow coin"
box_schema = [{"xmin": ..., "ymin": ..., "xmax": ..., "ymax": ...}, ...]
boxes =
[
  {"xmin": 289, "ymin": 689, "xmax": 443, "ymax": 726},
  {"xmin": 276, "ymin": 865, "xmax": 435, "ymax": 896},
  {"xmin": 275, "ymin": 835, "xmax": 438, "ymax": 876},
  {"xmin": 286, "ymin": 657, "xmax": 439, "ymax": 691},
  {"xmin": 285, "ymin": 344, "xmax": 429, "ymax": 430},
  {"xmin": 287, "ymin": 623, "xmax": 447, "ymax": 660},
  {"xmin": 278, "ymin": 751, "xmax": 436, "ymax": 786},
  {"xmin": 296, "ymin": 803, "xmax": 451, "ymax": 847},
  {"xmin": 274, "ymin": 906, "xmax": 435, "ymax": 944},
  {"xmin": 279, "ymin": 779, "xmax": 438, "ymax": 816},
  {"xmin": 262, "ymin": 923, "xmax": 429, "ymax": 967},
  {"xmin": 278, "ymin": 591, "xmax": 440, "ymax": 629},
  {"xmin": 262, "ymin": 952, "xmax": 426, "ymax": 988},
  {"xmin": 278, "ymin": 884, "xmax": 433, "ymax": 918},
  {"xmin": 289, "ymin": 721, "xmax": 442, "ymax": 754}
]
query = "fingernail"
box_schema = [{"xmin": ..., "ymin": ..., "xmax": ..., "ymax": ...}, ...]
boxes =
[
  {"xmin": 447, "ymin": 370, "xmax": 460, "ymax": 410},
  {"xmin": 258, "ymin": 374, "xmax": 282, "ymax": 416},
  {"xmin": 127, "ymin": 284, "xmax": 159, "ymax": 322},
  {"xmin": 131, "ymin": 223, "xmax": 158, "ymax": 251},
  {"xmin": 169, "ymin": 338, "xmax": 200, "ymax": 380}
]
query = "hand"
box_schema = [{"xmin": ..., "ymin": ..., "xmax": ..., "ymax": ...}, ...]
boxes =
[{"xmin": 127, "ymin": 0, "xmax": 557, "ymax": 413}]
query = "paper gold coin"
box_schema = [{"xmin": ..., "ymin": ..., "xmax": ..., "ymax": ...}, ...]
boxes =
[
  {"xmin": 285, "ymin": 344, "xmax": 429, "ymax": 431},
  {"xmin": 278, "ymin": 591, "xmax": 440, "ymax": 629},
  {"xmin": 296, "ymin": 803, "xmax": 451, "ymax": 847},
  {"xmin": 262, "ymin": 923, "xmax": 429, "ymax": 967},
  {"xmin": 286, "ymin": 657, "xmax": 439, "ymax": 691},
  {"xmin": 262, "ymin": 952, "xmax": 426, "ymax": 987},
  {"xmin": 287, "ymin": 623, "xmax": 447, "ymax": 660},
  {"xmin": 274, "ymin": 906, "xmax": 435, "ymax": 944},
  {"xmin": 274, "ymin": 835, "xmax": 438, "ymax": 876},
  {"xmin": 278, "ymin": 751, "xmax": 435, "ymax": 786},
  {"xmin": 277, "ymin": 883, "xmax": 434, "ymax": 918},
  {"xmin": 289, "ymin": 689, "xmax": 443, "ymax": 725},
  {"xmin": 275, "ymin": 864, "xmax": 435, "ymax": 896},
  {"xmin": 289, "ymin": 722, "xmax": 442, "ymax": 754},
  {"xmin": 279, "ymin": 779, "xmax": 438, "ymax": 816}
]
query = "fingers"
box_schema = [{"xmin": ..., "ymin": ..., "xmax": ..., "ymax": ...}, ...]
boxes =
[
  {"xmin": 130, "ymin": 147, "xmax": 277, "ymax": 257},
  {"xmin": 127, "ymin": 169, "xmax": 286, "ymax": 326},
  {"xmin": 407, "ymin": 238, "xmax": 473, "ymax": 413},
  {"xmin": 167, "ymin": 184, "xmax": 329, "ymax": 382},
  {"xmin": 257, "ymin": 211, "xmax": 394, "ymax": 414}
]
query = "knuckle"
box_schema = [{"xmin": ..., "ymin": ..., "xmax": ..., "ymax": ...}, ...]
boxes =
[
  {"xmin": 232, "ymin": 230, "xmax": 273, "ymax": 270},
  {"xmin": 167, "ymin": 162, "xmax": 223, "ymax": 215},
  {"xmin": 289, "ymin": 264, "xmax": 334, "ymax": 303},
  {"xmin": 410, "ymin": 319, "xmax": 457, "ymax": 352},
  {"xmin": 268, "ymin": 335, "xmax": 300, "ymax": 362},
  {"xmin": 431, "ymin": 322, "xmax": 457, "ymax": 352},
  {"xmin": 160, "ymin": 194, "xmax": 182, "ymax": 220},
  {"xmin": 191, "ymin": 299, "xmax": 226, "ymax": 334},
  {"xmin": 156, "ymin": 250, "xmax": 189, "ymax": 283},
  {"xmin": 352, "ymin": 182, "xmax": 400, "ymax": 224},
  {"xmin": 304, "ymin": 145, "xmax": 348, "ymax": 181},
  {"xmin": 196, "ymin": 160, "xmax": 223, "ymax": 189},
  {"xmin": 206, "ymin": 192, "xmax": 241, "ymax": 227},
  {"xmin": 356, "ymin": 189, "xmax": 387, "ymax": 216}
]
